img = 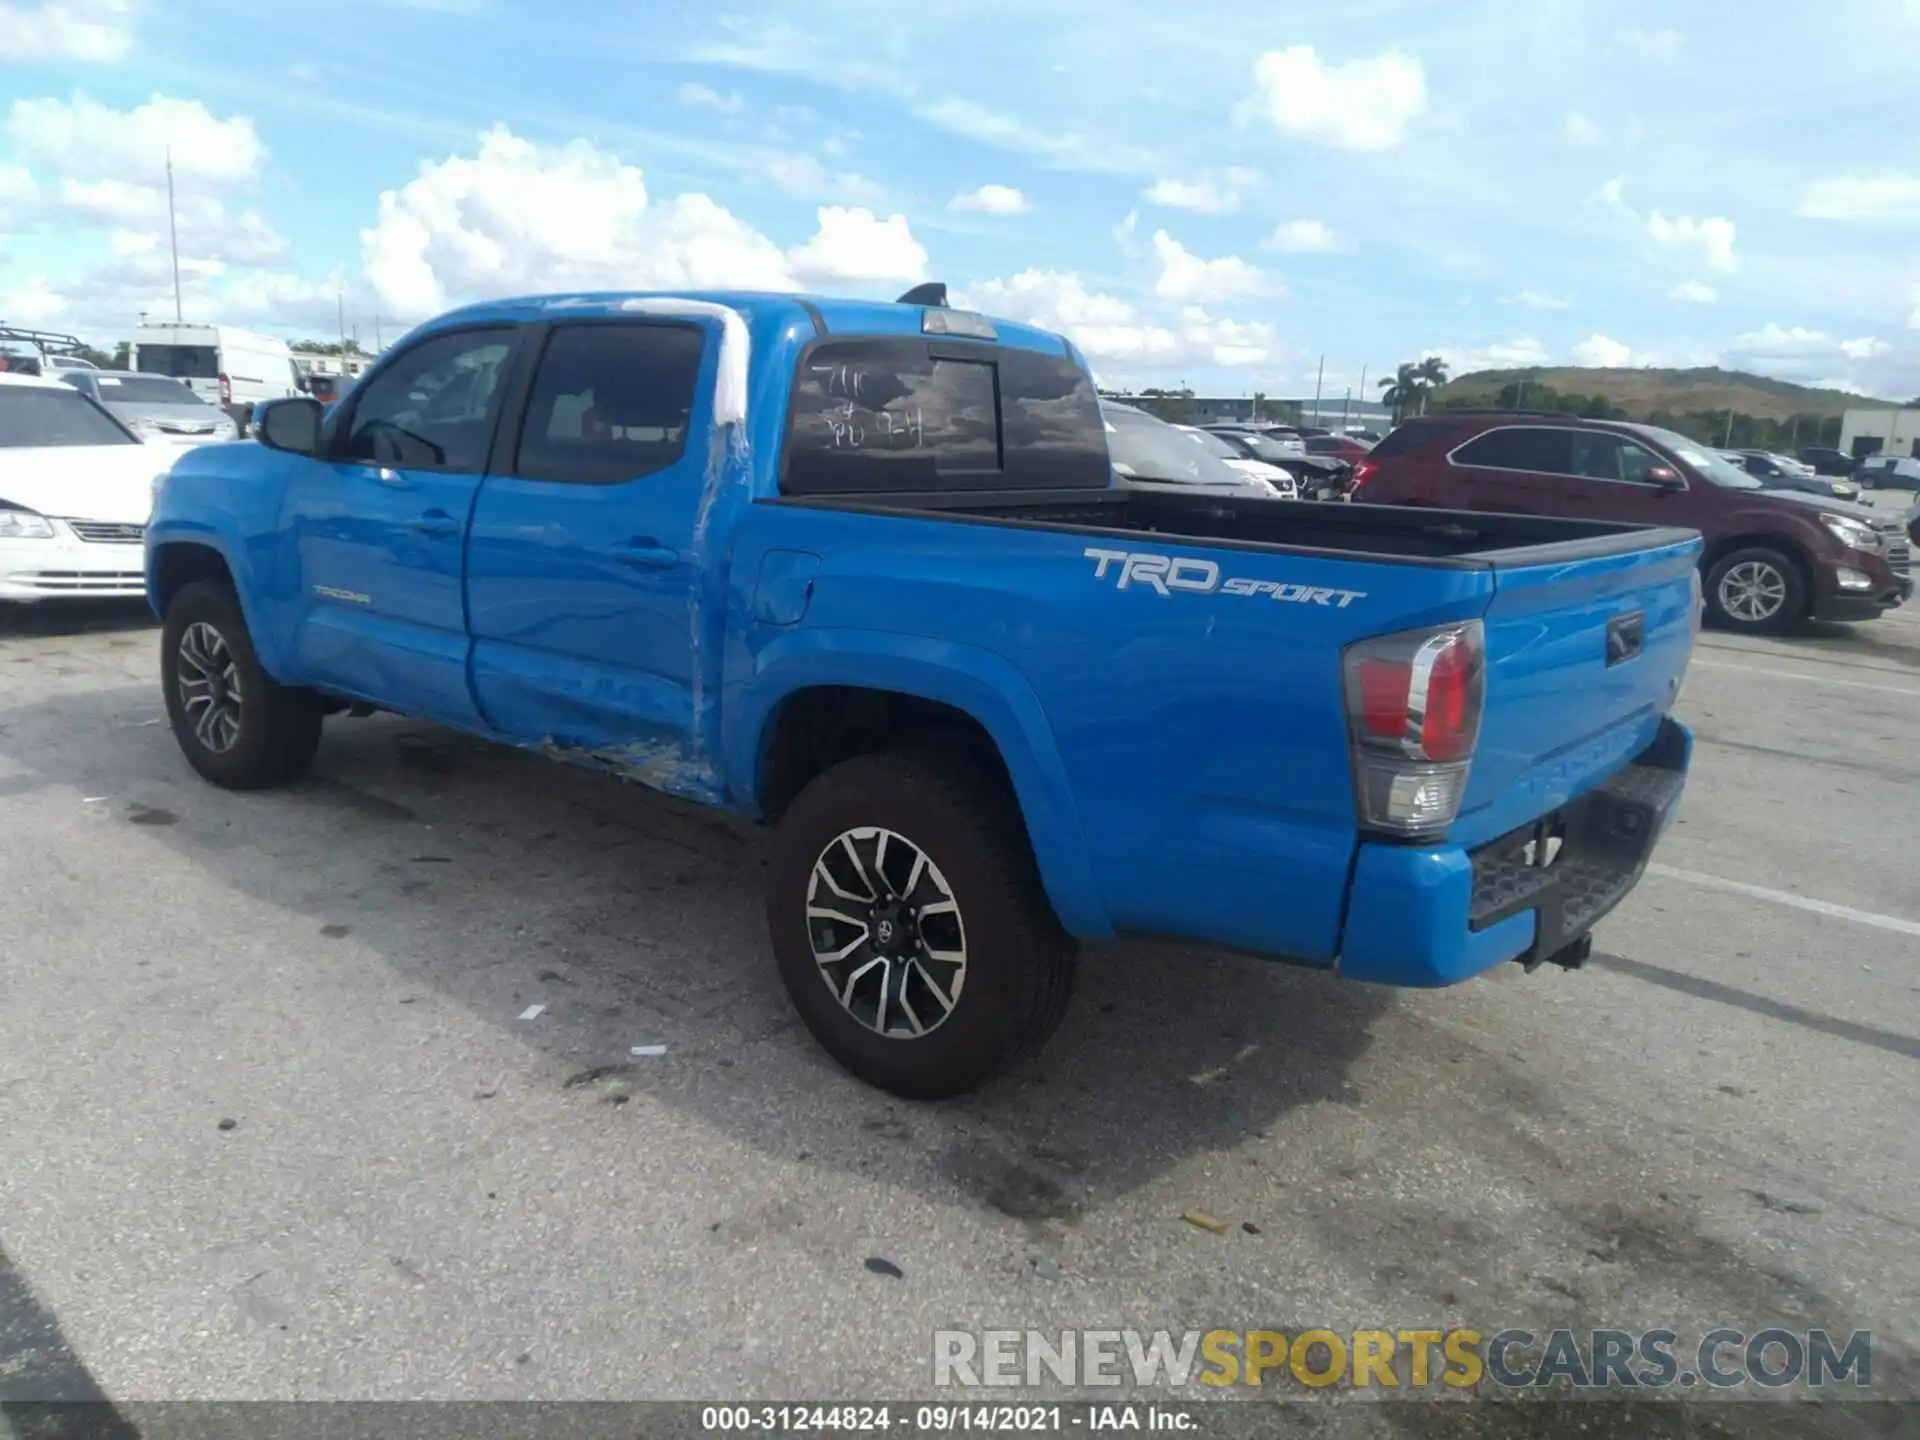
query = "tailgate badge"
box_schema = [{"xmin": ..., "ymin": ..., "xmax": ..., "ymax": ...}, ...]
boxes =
[{"xmin": 1605, "ymin": 611, "xmax": 1645, "ymax": 667}]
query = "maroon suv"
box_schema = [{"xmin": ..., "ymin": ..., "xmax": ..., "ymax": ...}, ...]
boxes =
[{"xmin": 1353, "ymin": 413, "xmax": 1913, "ymax": 633}]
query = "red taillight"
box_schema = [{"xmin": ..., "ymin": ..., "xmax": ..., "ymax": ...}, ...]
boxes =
[
  {"xmin": 1342, "ymin": 622, "xmax": 1485, "ymax": 837},
  {"xmin": 218, "ymin": 372, "xmax": 232, "ymax": 405},
  {"xmin": 1420, "ymin": 632, "xmax": 1481, "ymax": 762},
  {"xmin": 1357, "ymin": 657, "xmax": 1411, "ymax": 741},
  {"xmin": 1350, "ymin": 459, "xmax": 1379, "ymax": 493}
]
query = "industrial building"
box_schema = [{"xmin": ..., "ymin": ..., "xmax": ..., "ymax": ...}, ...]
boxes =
[{"xmin": 1839, "ymin": 407, "xmax": 1919, "ymax": 460}]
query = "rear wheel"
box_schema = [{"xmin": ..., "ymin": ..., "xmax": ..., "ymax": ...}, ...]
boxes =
[
  {"xmin": 1704, "ymin": 547, "xmax": 1804, "ymax": 634},
  {"xmin": 766, "ymin": 751, "xmax": 1076, "ymax": 1099},
  {"xmin": 161, "ymin": 581, "xmax": 324, "ymax": 789}
]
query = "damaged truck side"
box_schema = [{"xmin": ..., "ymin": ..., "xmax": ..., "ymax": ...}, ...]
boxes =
[{"xmin": 146, "ymin": 290, "xmax": 1700, "ymax": 1097}]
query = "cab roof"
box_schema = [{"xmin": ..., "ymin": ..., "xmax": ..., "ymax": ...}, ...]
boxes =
[
  {"xmin": 0, "ymin": 371, "xmax": 66, "ymax": 390},
  {"xmin": 414, "ymin": 290, "xmax": 1076, "ymax": 358}
]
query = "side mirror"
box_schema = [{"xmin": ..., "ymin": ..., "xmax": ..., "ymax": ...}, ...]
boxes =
[
  {"xmin": 1646, "ymin": 465, "xmax": 1684, "ymax": 490},
  {"xmin": 256, "ymin": 397, "xmax": 324, "ymax": 456}
]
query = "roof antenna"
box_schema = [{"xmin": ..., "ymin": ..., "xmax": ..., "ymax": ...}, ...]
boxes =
[{"xmin": 896, "ymin": 282, "xmax": 948, "ymax": 308}]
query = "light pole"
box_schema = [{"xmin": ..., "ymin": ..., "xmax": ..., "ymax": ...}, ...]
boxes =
[{"xmin": 165, "ymin": 148, "xmax": 183, "ymax": 322}]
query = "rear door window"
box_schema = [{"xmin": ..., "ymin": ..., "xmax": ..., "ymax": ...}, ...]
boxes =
[
  {"xmin": 1452, "ymin": 426, "xmax": 1575, "ymax": 476},
  {"xmin": 783, "ymin": 338, "xmax": 1108, "ymax": 494},
  {"xmin": 512, "ymin": 322, "xmax": 706, "ymax": 485}
]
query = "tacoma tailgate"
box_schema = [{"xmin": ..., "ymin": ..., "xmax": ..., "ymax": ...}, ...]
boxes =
[{"xmin": 1452, "ymin": 530, "xmax": 1700, "ymax": 848}]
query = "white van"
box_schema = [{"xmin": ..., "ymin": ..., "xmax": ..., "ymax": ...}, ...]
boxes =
[{"xmin": 127, "ymin": 324, "xmax": 302, "ymax": 434}]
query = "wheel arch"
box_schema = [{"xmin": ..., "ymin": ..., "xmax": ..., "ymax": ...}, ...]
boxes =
[
  {"xmin": 728, "ymin": 633, "xmax": 1112, "ymax": 939},
  {"xmin": 147, "ymin": 535, "xmax": 295, "ymax": 680}
]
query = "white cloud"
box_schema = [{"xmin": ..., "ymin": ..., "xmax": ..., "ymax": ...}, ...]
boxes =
[
  {"xmin": 57, "ymin": 175, "xmax": 158, "ymax": 223},
  {"xmin": 788, "ymin": 206, "xmax": 928, "ymax": 286},
  {"xmin": 1571, "ymin": 334, "xmax": 1635, "ymax": 367},
  {"xmin": 1113, "ymin": 209, "xmax": 1140, "ymax": 254},
  {"xmin": 911, "ymin": 95, "xmax": 1150, "ymax": 174},
  {"xmin": 1240, "ymin": 46, "xmax": 1427, "ymax": 151},
  {"xmin": 959, "ymin": 269, "xmax": 1273, "ymax": 369},
  {"xmin": 1265, "ymin": 219, "xmax": 1339, "ymax": 253},
  {"xmin": 1563, "ymin": 112, "xmax": 1603, "ymax": 146},
  {"xmin": 1433, "ymin": 337, "xmax": 1553, "ymax": 373},
  {"xmin": 1619, "ymin": 26, "xmax": 1684, "ymax": 61},
  {"xmin": 0, "ymin": 163, "xmax": 36, "ymax": 206},
  {"xmin": 1720, "ymin": 323, "xmax": 1893, "ymax": 383},
  {"xmin": 762, "ymin": 152, "xmax": 884, "ymax": 204},
  {"xmin": 1599, "ymin": 175, "xmax": 1628, "ymax": 212},
  {"xmin": 1668, "ymin": 279, "xmax": 1717, "ymax": 303},
  {"xmin": 0, "ymin": 0, "xmax": 135, "ymax": 63},
  {"xmin": 1647, "ymin": 212, "xmax": 1736, "ymax": 273},
  {"xmin": 360, "ymin": 126, "xmax": 796, "ymax": 318},
  {"xmin": 1175, "ymin": 306, "xmax": 1275, "ymax": 367},
  {"xmin": 0, "ymin": 274, "xmax": 65, "ymax": 325},
  {"xmin": 1513, "ymin": 289, "xmax": 1570, "ymax": 310},
  {"xmin": 1911, "ymin": 282, "xmax": 1920, "ymax": 330},
  {"xmin": 676, "ymin": 81, "xmax": 744, "ymax": 113},
  {"xmin": 1151, "ymin": 230, "xmax": 1274, "ymax": 302},
  {"xmin": 6, "ymin": 94, "xmax": 264, "ymax": 183},
  {"xmin": 948, "ymin": 183, "xmax": 1027, "ymax": 215},
  {"xmin": 1797, "ymin": 172, "xmax": 1920, "ymax": 223},
  {"xmin": 1143, "ymin": 168, "xmax": 1258, "ymax": 215}
]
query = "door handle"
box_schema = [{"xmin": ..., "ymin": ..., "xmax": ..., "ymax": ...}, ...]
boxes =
[
  {"xmin": 614, "ymin": 538, "xmax": 679, "ymax": 570},
  {"xmin": 411, "ymin": 509, "xmax": 461, "ymax": 539}
]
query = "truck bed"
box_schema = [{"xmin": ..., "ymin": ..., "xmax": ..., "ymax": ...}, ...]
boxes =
[{"xmin": 774, "ymin": 488, "xmax": 1697, "ymax": 567}]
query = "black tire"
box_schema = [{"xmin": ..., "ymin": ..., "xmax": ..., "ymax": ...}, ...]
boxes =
[
  {"xmin": 1703, "ymin": 547, "xmax": 1806, "ymax": 634},
  {"xmin": 766, "ymin": 750, "xmax": 1077, "ymax": 1099},
  {"xmin": 161, "ymin": 581, "xmax": 324, "ymax": 789}
]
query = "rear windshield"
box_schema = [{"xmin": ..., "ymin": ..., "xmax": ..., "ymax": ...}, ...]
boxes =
[
  {"xmin": 94, "ymin": 375, "xmax": 206, "ymax": 404},
  {"xmin": 783, "ymin": 337, "xmax": 1109, "ymax": 494},
  {"xmin": 1368, "ymin": 419, "xmax": 1452, "ymax": 459},
  {"xmin": 134, "ymin": 344, "xmax": 218, "ymax": 380},
  {"xmin": 0, "ymin": 387, "xmax": 137, "ymax": 447}
]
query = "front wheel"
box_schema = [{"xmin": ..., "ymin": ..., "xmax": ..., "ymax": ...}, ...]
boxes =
[
  {"xmin": 766, "ymin": 751, "xmax": 1076, "ymax": 1099},
  {"xmin": 1704, "ymin": 548, "xmax": 1804, "ymax": 634},
  {"xmin": 161, "ymin": 581, "xmax": 324, "ymax": 789}
]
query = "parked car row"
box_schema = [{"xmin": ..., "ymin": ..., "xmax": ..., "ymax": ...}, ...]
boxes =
[
  {"xmin": 1721, "ymin": 449, "xmax": 1863, "ymax": 503},
  {"xmin": 1351, "ymin": 411, "xmax": 1911, "ymax": 634},
  {"xmin": 1797, "ymin": 443, "xmax": 1920, "ymax": 490}
]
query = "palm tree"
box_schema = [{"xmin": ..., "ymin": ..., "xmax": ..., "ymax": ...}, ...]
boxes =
[
  {"xmin": 1378, "ymin": 363, "xmax": 1419, "ymax": 425},
  {"xmin": 1414, "ymin": 355, "xmax": 1449, "ymax": 414}
]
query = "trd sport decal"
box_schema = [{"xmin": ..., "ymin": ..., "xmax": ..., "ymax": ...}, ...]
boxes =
[{"xmin": 1084, "ymin": 548, "xmax": 1366, "ymax": 608}]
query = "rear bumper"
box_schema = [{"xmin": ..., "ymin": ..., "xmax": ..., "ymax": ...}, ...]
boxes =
[{"xmin": 1339, "ymin": 717, "xmax": 1691, "ymax": 987}]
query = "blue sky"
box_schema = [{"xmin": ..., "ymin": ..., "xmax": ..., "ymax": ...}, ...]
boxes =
[{"xmin": 2, "ymin": 0, "xmax": 1916, "ymax": 402}]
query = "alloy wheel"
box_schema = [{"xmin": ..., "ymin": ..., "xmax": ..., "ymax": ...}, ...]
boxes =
[
  {"xmin": 176, "ymin": 621, "xmax": 245, "ymax": 753},
  {"xmin": 1718, "ymin": 561, "xmax": 1787, "ymax": 624},
  {"xmin": 806, "ymin": 826, "xmax": 967, "ymax": 1039}
]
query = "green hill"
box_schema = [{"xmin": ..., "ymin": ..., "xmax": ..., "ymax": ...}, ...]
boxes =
[{"xmin": 1434, "ymin": 366, "xmax": 1890, "ymax": 424}]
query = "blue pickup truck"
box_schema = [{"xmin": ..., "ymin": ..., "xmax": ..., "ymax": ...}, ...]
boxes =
[{"xmin": 146, "ymin": 288, "xmax": 1700, "ymax": 1097}]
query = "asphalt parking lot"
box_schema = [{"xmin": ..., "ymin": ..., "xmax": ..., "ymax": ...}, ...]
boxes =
[{"xmin": 1, "ymin": 535, "xmax": 1916, "ymax": 1429}]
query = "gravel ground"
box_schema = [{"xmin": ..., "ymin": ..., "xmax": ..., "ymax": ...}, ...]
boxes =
[{"xmin": 0, "ymin": 551, "xmax": 1915, "ymax": 1434}]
